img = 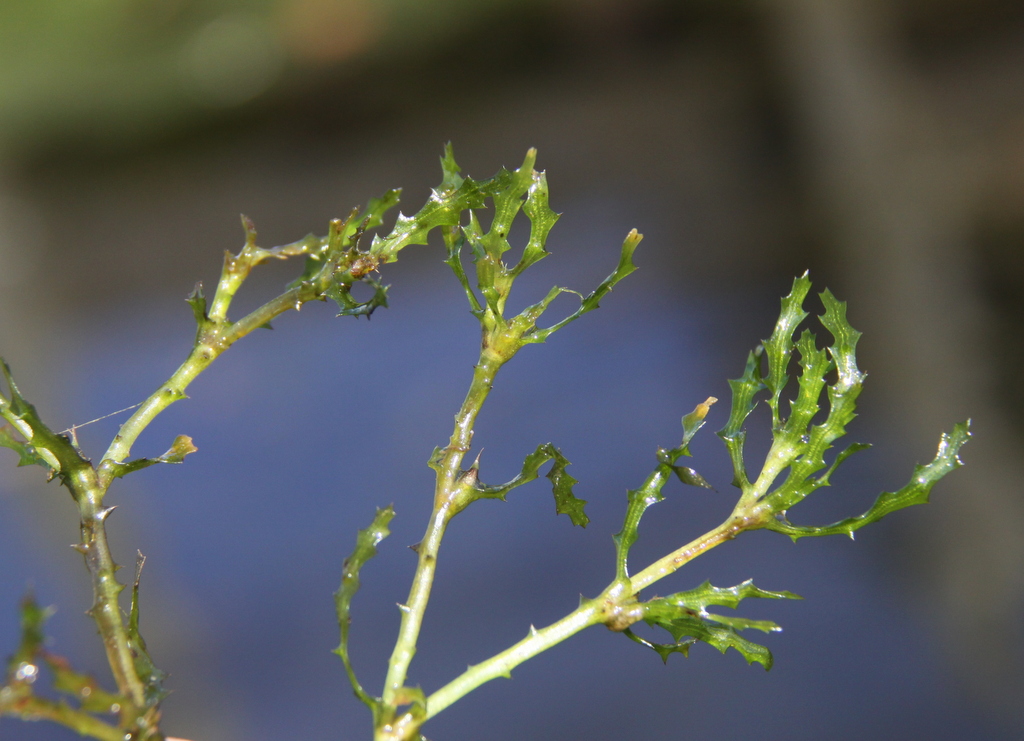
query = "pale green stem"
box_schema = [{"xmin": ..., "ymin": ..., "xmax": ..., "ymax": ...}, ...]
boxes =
[
  {"xmin": 97, "ymin": 346, "xmax": 215, "ymax": 486},
  {"xmin": 60, "ymin": 456, "xmax": 148, "ymax": 711},
  {"xmin": 425, "ymin": 512, "xmax": 761, "ymax": 719},
  {"xmin": 425, "ymin": 601, "xmax": 604, "ymax": 719},
  {"xmin": 380, "ymin": 353, "xmax": 501, "ymax": 710},
  {"xmin": 98, "ymin": 285, "xmax": 311, "ymax": 486},
  {"xmin": 628, "ymin": 516, "xmax": 750, "ymax": 593}
]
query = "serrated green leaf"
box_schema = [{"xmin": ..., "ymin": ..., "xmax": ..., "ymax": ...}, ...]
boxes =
[
  {"xmin": 185, "ymin": 282, "xmax": 209, "ymax": 337},
  {"xmin": 613, "ymin": 466, "xmax": 672, "ymax": 581},
  {"xmin": 510, "ymin": 170, "xmax": 559, "ymax": 278},
  {"xmin": 471, "ymin": 443, "xmax": 588, "ymax": 527},
  {"xmin": 439, "ymin": 143, "xmax": 464, "ymax": 191},
  {"xmin": 128, "ymin": 554, "xmax": 167, "ymax": 707},
  {"xmin": 527, "ymin": 229, "xmax": 641, "ymax": 343},
  {"xmin": 623, "ymin": 628, "xmax": 696, "ymax": 662},
  {"xmin": 629, "ymin": 579, "xmax": 800, "ymax": 670},
  {"xmin": 0, "ymin": 360, "xmax": 86, "ymax": 479},
  {"xmin": 0, "ymin": 424, "xmax": 46, "ymax": 467},
  {"xmin": 370, "ymin": 150, "xmax": 487, "ymax": 263},
  {"xmin": 327, "ymin": 276, "xmax": 390, "ymax": 319},
  {"xmin": 334, "ymin": 506, "xmax": 394, "ymax": 712},
  {"xmin": 442, "ymin": 224, "xmax": 483, "ymax": 316},
  {"xmin": 666, "ymin": 579, "xmax": 802, "ymax": 611},
  {"xmin": 742, "ymin": 282, "xmax": 870, "ymax": 514},
  {"xmin": 762, "ymin": 272, "xmax": 811, "ymax": 429},
  {"xmin": 767, "ymin": 421, "xmax": 970, "ymax": 540},
  {"xmin": 716, "ymin": 347, "xmax": 765, "ymax": 490},
  {"xmin": 107, "ymin": 435, "xmax": 198, "ymax": 480}
]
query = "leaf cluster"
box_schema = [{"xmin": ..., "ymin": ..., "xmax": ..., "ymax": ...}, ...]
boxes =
[{"xmin": 605, "ymin": 274, "xmax": 969, "ymax": 670}]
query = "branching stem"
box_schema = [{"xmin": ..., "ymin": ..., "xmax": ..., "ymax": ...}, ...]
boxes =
[
  {"xmin": 423, "ymin": 514, "xmax": 749, "ymax": 719},
  {"xmin": 380, "ymin": 354, "xmax": 501, "ymax": 717}
]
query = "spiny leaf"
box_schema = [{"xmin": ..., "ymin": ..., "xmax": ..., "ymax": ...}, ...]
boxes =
[
  {"xmin": 327, "ymin": 276, "xmax": 390, "ymax": 319},
  {"xmin": 107, "ymin": 435, "xmax": 198, "ymax": 480},
  {"xmin": 0, "ymin": 360, "xmax": 87, "ymax": 478},
  {"xmin": 185, "ymin": 282, "xmax": 209, "ymax": 338},
  {"xmin": 370, "ymin": 154, "xmax": 487, "ymax": 263},
  {"xmin": 613, "ymin": 467, "xmax": 673, "ymax": 581},
  {"xmin": 767, "ymin": 421, "xmax": 970, "ymax": 540},
  {"xmin": 439, "ymin": 143, "xmax": 464, "ymax": 191},
  {"xmin": 471, "ymin": 443, "xmax": 588, "ymax": 527},
  {"xmin": 743, "ymin": 283, "xmax": 869, "ymax": 514},
  {"xmin": 762, "ymin": 272, "xmax": 811, "ymax": 428},
  {"xmin": 128, "ymin": 553, "xmax": 167, "ymax": 707},
  {"xmin": 666, "ymin": 579, "xmax": 802, "ymax": 611},
  {"xmin": 471, "ymin": 150, "xmax": 536, "ymax": 263},
  {"xmin": 0, "ymin": 424, "xmax": 47, "ymax": 468},
  {"xmin": 510, "ymin": 169, "xmax": 559, "ymax": 277},
  {"xmin": 615, "ymin": 398, "xmax": 718, "ymax": 579},
  {"xmin": 442, "ymin": 224, "xmax": 483, "ymax": 317},
  {"xmin": 629, "ymin": 579, "xmax": 800, "ymax": 670},
  {"xmin": 527, "ymin": 229, "xmax": 641, "ymax": 343},
  {"xmin": 716, "ymin": 347, "xmax": 765, "ymax": 490},
  {"xmin": 334, "ymin": 506, "xmax": 394, "ymax": 712}
]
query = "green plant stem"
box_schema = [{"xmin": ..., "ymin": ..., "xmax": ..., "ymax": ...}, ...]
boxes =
[
  {"xmin": 425, "ymin": 600, "xmax": 604, "ymax": 719},
  {"xmin": 425, "ymin": 514, "xmax": 755, "ymax": 719},
  {"xmin": 629, "ymin": 514, "xmax": 756, "ymax": 593},
  {"xmin": 380, "ymin": 353, "xmax": 502, "ymax": 713},
  {"xmin": 97, "ymin": 346, "xmax": 215, "ymax": 486},
  {"xmin": 65, "ymin": 463, "xmax": 148, "ymax": 711},
  {"xmin": 0, "ymin": 692, "xmax": 124, "ymax": 741},
  {"xmin": 97, "ymin": 284, "xmax": 315, "ymax": 486}
]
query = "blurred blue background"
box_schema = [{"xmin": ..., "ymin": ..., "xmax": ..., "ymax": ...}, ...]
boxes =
[{"xmin": 1, "ymin": 1, "xmax": 1023, "ymax": 740}]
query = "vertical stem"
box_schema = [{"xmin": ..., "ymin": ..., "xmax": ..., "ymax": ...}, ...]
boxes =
[
  {"xmin": 65, "ymin": 466, "xmax": 147, "ymax": 708},
  {"xmin": 380, "ymin": 353, "xmax": 501, "ymax": 711}
]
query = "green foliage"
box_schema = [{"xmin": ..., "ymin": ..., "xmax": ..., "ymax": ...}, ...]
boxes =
[
  {"xmin": 107, "ymin": 435, "xmax": 198, "ymax": 480},
  {"xmin": 0, "ymin": 147, "xmax": 969, "ymax": 741},
  {"xmin": 127, "ymin": 555, "xmax": 167, "ymax": 708},
  {"xmin": 613, "ymin": 397, "xmax": 717, "ymax": 582},
  {"xmin": 626, "ymin": 580, "xmax": 801, "ymax": 669},
  {"xmin": 1, "ymin": 595, "xmax": 126, "ymax": 741},
  {"xmin": 0, "ymin": 360, "xmax": 78, "ymax": 477},
  {"xmin": 468, "ymin": 443, "xmax": 588, "ymax": 527},
  {"xmin": 335, "ymin": 506, "xmax": 395, "ymax": 716},
  {"xmin": 440, "ymin": 146, "xmax": 641, "ymax": 355}
]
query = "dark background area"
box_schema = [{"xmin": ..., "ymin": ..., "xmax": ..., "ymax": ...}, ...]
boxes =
[{"xmin": 1, "ymin": 1, "xmax": 1023, "ymax": 739}]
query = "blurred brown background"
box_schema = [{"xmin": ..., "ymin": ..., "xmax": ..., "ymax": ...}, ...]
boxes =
[{"xmin": 1, "ymin": 1, "xmax": 1022, "ymax": 739}]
